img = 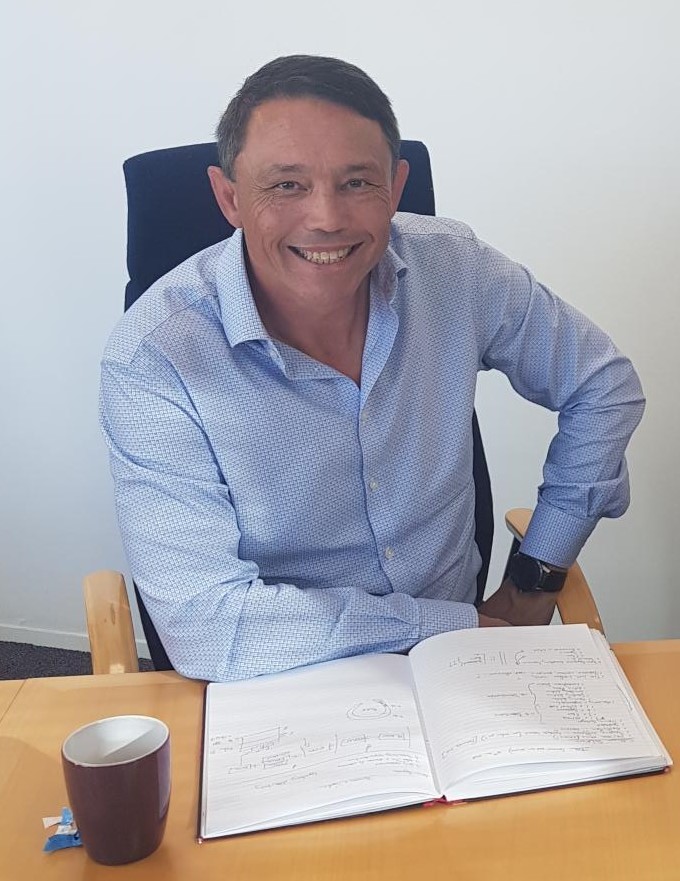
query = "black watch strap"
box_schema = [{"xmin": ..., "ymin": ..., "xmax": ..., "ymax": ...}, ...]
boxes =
[{"xmin": 507, "ymin": 552, "xmax": 567, "ymax": 593}]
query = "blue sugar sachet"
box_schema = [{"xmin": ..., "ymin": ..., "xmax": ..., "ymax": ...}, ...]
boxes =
[{"xmin": 43, "ymin": 807, "xmax": 83, "ymax": 853}]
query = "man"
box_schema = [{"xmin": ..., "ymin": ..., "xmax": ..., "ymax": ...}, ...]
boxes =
[{"xmin": 101, "ymin": 55, "xmax": 645, "ymax": 682}]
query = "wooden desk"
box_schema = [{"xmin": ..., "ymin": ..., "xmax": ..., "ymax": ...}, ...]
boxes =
[
  {"xmin": 0, "ymin": 680, "xmax": 24, "ymax": 722},
  {"xmin": 0, "ymin": 642, "xmax": 679, "ymax": 880}
]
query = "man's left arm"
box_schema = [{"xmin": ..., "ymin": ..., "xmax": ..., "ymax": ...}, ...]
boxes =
[{"xmin": 471, "ymin": 238, "xmax": 645, "ymax": 624}]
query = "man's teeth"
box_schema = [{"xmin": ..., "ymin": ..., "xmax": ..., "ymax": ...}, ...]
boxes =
[{"xmin": 296, "ymin": 245, "xmax": 353, "ymax": 264}]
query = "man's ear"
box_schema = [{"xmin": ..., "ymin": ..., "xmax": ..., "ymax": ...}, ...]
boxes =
[
  {"xmin": 207, "ymin": 166, "xmax": 242, "ymax": 228},
  {"xmin": 390, "ymin": 159, "xmax": 409, "ymax": 215}
]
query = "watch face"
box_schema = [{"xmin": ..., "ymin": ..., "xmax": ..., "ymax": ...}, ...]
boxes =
[{"xmin": 509, "ymin": 553, "xmax": 542, "ymax": 591}]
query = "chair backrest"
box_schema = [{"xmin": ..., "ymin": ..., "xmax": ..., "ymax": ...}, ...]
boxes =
[{"xmin": 123, "ymin": 140, "xmax": 493, "ymax": 670}]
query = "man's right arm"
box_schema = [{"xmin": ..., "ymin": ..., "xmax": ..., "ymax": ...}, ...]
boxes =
[{"xmin": 100, "ymin": 356, "xmax": 478, "ymax": 682}]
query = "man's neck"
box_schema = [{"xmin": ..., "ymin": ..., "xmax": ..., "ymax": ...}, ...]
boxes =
[{"xmin": 252, "ymin": 281, "xmax": 370, "ymax": 386}]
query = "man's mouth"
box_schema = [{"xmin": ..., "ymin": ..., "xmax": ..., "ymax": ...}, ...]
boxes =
[{"xmin": 289, "ymin": 244, "xmax": 360, "ymax": 265}]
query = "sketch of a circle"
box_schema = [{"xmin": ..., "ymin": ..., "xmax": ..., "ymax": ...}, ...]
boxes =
[{"xmin": 348, "ymin": 699, "xmax": 391, "ymax": 720}]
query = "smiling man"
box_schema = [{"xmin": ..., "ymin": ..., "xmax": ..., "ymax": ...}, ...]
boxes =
[
  {"xmin": 100, "ymin": 56, "xmax": 645, "ymax": 681},
  {"xmin": 207, "ymin": 97, "xmax": 408, "ymax": 386}
]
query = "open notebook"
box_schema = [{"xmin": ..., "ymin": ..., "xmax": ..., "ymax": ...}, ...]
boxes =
[{"xmin": 199, "ymin": 624, "xmax": 671, "ymax": 838}]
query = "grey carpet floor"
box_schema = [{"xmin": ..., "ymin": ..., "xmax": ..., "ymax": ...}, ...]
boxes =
[{"xmin": 0, "ymin": 642, "xmax": 154, "ymax": 679}]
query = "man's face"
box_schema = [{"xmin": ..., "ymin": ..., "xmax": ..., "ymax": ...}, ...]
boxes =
[{"xmin": 209, "ymin": 97, "xmax": 409, "ymax": 307}]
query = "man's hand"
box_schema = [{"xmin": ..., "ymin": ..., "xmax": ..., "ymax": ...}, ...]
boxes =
[{"xmin": 477, "ymin": 577, "xmax": 558, "ymax": 627}]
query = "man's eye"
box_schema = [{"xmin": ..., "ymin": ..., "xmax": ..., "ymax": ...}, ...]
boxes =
[
  {"xmin": 346, "ymin": 179, "xmax": 368, "ymax": 189},
  {"xmin": 274, "ymin": 181, "xmax": 299, "ymax": 191}
]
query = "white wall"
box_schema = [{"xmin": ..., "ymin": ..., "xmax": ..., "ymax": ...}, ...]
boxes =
[{"xmin": 1, "ymin": 0, "xmax": 678, "ymax": 654}]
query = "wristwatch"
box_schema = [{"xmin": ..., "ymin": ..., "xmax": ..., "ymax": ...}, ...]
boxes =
[{"xmin": 507, "ymin": 552, "xmax": 567, "ymax": 593}]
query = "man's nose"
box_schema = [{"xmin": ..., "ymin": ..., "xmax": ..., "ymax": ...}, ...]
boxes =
[{"xmin": 303, "ymin": 186, "xmax": 348, "ymax": 233}]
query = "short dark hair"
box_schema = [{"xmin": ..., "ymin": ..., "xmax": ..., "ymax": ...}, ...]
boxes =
[{"xmin": 216, "ymin": 55, "xmax": 401, "ymax": 179}]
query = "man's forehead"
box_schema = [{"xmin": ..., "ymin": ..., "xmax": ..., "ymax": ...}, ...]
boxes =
[
  {"xmin": 261, "ymin": 160, "xmax": 386, "ymax": 176},
  {"xmin": 237, "ymin": 97, "xmax": 392, "ymax": 167}
]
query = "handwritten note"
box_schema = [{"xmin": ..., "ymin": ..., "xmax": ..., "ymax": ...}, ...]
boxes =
[
  {"xmin": 409, "ymin": 624, "xmax": 660, "ymax": 797},
  {"xmin": 202, "ymin": 653, "xmax": 437, "ymax": 836},
  {"xmin": 200, "ymin": 624, "xmax": 670, "ymax": 837}
]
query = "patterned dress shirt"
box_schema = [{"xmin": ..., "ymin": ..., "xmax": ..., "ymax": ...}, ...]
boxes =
[{"xmin": 101, "ymin": 213, "xmax": 645, "ymax": 681}]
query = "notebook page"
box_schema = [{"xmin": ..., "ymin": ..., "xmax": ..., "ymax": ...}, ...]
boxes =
[
  {"xmin": 591, "ymin": 630, "xmax": 672, "ymax": 765},
  {"xmin": 409, "ymin": 625, "xmax": 664, "ymax": 797},
  {"xmin": 202, "ymin": 652, "xmax": 438, "ymax": 837}
]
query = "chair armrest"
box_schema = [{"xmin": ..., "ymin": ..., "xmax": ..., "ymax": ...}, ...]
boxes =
[
  {"xmin": 82, "ymin": 570, "xmax": 140, "ymax": 674},
  {"xmin": 505, "ymin": 508, "xmax": 605, "ymax": 635}
]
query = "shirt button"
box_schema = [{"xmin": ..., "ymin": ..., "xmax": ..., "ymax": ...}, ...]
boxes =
[
  {"xmin": 384, "ymin": 546, "xmax": 395, "ymax": 560},
  {"xmin": 360, "ymin": 411, "xmax": 368, "ymax": 424},
  {"xmin": 369, "ymin": 478, "xmax": 379, "ymax": 492}
]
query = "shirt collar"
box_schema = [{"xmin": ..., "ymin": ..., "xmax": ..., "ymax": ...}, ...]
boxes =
[
  {"xmin": 214, "ymin": 225, "xmax": 409, "ymax": 349},
  {"xmin": 374, "ymin": 232, "xmax": 408, "ymax": 305},
  {"xmin": 215, "ymin": 229, "xmax": 271, "ymax": 348}
]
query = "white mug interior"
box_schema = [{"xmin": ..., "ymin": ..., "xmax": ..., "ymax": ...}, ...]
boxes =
[{"xmin": 62, "ymin": 715, "xmax": 169, "ymax": 766}]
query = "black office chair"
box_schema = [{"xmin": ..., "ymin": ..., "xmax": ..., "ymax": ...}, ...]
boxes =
[{"xmin": 83, "ymin": 141, "xmax": 601, "ymax": 675}]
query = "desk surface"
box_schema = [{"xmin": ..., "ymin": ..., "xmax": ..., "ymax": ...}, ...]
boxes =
[
  {"xmin": 1, "ymin": 640, "xmax": 679, "ymax": 881},
  {"xmin": 0, "ymin": 679, "xmax": 24, "ymax": 722}
]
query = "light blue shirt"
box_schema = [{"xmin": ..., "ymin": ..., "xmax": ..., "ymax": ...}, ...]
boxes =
[{"xmin": 101, "ymin": 213, "xmax": 645, "ymax": 681}]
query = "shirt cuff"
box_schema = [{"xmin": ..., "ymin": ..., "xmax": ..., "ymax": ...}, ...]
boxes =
[
  {"xmin": 519, "ymin": 500, "xmax": 598, "ymax": 569},
  {"xmin": 417, "ymin": 598, "xmax": 479, "ymax": 641}
]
